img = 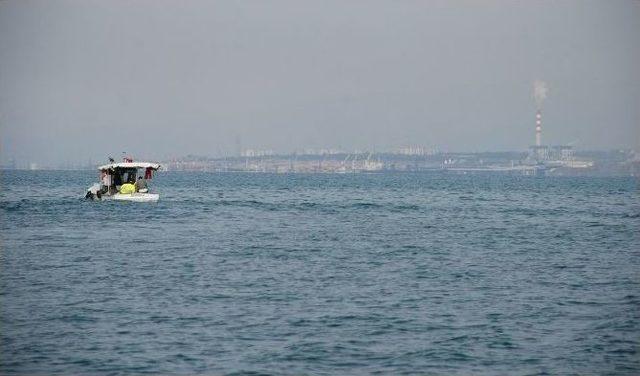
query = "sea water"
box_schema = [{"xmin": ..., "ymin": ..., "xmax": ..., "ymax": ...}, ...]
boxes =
[{"xmin": 1, "ymin": 170, "xmax": 639, "ymax": 375}]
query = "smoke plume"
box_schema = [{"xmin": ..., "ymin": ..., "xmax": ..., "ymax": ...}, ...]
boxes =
[{"xmin": 533, "ymin": 80, "xmax": 548, "ymax": 109}]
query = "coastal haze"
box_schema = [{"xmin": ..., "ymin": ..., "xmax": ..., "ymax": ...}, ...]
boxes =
[
  {"xmin": 1, "ymin": 2, "xmax": 640, "ymax": 375},
  {"xmin": 1, "ymin": 0, "xmax": 639, "ymax": 167}
]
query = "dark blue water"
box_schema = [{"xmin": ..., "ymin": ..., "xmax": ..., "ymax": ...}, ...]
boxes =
[{"xmin": 1, "ymin": 170, "xmax": 639, "ymax": 375}]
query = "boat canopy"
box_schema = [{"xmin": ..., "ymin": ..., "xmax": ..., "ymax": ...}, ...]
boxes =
[{"xmin": 98, "ymin": 162, "xmax": 161, "ymax": 171}]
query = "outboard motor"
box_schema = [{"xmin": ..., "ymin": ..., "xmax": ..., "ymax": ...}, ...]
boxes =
[{"xmin": 85, "ymin": 183, "xmax": 102, "ymax": 200}]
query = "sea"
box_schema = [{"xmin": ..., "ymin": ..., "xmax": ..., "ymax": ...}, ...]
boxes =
[{"xmin": 1, "ymin": 170, "xmax": 639, "ymax": 375}]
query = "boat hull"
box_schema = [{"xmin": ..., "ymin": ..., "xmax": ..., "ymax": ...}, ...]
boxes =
[{"xmin": 110, "ymin": 193, "xmax": 159, "ymax": 202}]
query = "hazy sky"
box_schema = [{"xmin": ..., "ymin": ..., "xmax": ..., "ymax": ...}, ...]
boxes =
[{"xmin": 1, "ymin": 0, "xmax": 639, "ymax": 164}]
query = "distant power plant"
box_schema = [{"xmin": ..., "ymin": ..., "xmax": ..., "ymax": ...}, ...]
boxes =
[{"xmin": 526, "ymin": 80, "xmax": 593, "ymax": 169}]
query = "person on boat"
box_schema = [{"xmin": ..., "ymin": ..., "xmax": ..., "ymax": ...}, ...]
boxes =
[
  {"xmin": 119, "ymin": 182, "xmax": 136, "ymax": 194},
  {"xmin": 101, "ymin": 171, "xmax": 113, "ymax": 193},
  {"xmin": 134, "ymin": 176, "xmax": 148, "ymax": 193}
]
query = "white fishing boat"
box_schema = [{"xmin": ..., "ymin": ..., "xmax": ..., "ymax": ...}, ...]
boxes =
[{"xmin": 86, "ymin": 158, "xmax": 161, "ymax": 202}]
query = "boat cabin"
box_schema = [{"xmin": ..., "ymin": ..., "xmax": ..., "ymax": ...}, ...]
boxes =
[{"xmin": 97, "ymin": 162, "xmax": 161, "ymax": 195}]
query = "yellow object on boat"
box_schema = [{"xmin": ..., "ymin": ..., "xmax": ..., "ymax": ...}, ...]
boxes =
[{"xmin": 120, "ymin": 183, "xmax": 135, "ymax": 194}]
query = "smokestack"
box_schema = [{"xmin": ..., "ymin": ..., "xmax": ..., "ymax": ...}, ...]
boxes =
[
  {"xmin": 535, "ymin": 110, "xmax": 542, "ymax": 146},
  {"xmin": 533, "ymin": 80, "xmax": 548, "ymax": 147}
]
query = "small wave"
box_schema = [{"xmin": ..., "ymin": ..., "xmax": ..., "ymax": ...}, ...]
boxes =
[{"xmin": 348, "ymin": 202, "xmax": 383, "ymax": 209}]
